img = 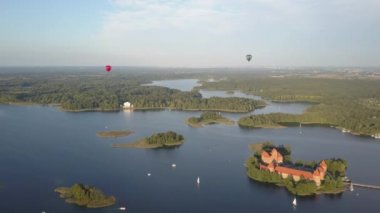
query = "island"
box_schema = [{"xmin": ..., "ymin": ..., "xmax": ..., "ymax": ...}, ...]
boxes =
[
  {"xmin": 96, "ymin": 130, "xmax": 133, "ymax": 138},
  {"xmin": 246, "ymin": 142, "xmax": 347, "ymax": 196},
  {"xmin": 55, "ymin": 184, "xmax": 116, "ymax": 208},
  {"xmin": 186, "ymin": 111, "xmax": 234, "ymax": 128},
  {"xmin": 112, "ymin": 131, "xmax": 184, "ymax": 149}
]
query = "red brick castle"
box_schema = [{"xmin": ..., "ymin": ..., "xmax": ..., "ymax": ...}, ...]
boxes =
[{"xmin": 259, "ymin": 148, "xmax": 327, "ymax": 186}]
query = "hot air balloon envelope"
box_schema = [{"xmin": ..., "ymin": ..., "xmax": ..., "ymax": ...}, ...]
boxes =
[
  {"xmin": 246, "ymin": 54, "xmax": 252, "ymax": 62},
  {"xmin": 105, "ymin": 65, "xmax": 112, "ymax": 72}
]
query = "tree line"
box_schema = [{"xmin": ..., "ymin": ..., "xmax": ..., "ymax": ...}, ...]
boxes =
[
  {"xmin": 0, "ymin": 72, "xmax": 265, "ymax": 112},
  {"xmin": 146, "ymin": 131, "xmax": 184, "ymax": 146},
  {"xmin": 199, "ymin": 76, "xmax": 380, "ymax": 136}
]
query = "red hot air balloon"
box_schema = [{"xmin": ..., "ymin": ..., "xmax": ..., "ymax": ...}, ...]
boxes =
[{"xmin": 105, "ymin": 65, "xmax": 112, "ymax": 72}]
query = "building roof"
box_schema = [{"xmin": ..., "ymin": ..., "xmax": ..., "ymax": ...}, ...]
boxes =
[
  {"xmin": 316, "ymin": 167, "xmax": 325, "ymax": 174},
  {"xmin": 320, "ymin": 160, "xmax": 327, "ymax": 169},
  {"xmin": 271, "ymin": 148, "xmax": 278, "ymax": 155},
  {"xmin": 268, "ymin": 163, "xmax": 275, "ymax": 169},
  {"xmin": 275, "ymin": 166, "xmax": 314, "ymax": 179},
  {"xmin": 313, "ymin": 169, "xmax": 320, "ymax": 176},
  {"xmin": 261, "ymin": 151, "xmax": 270, "ymax": 158}
]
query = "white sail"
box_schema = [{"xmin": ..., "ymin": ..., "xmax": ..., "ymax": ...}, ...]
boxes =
[
  {"xmin": 197, "ymin": 177, "xmax": 200, "ymax": 184},
  {"xmin": 350, "ymin": 183, "xmax": 354, "ymax": 192},
  {"xmin": 292, "ymin": 198, "xmax": 297, "ymax": 206}
]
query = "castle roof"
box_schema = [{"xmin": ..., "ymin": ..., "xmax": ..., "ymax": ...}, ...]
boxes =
[
  {"xmin": 320, "ymin": 160, "xmax": 327, "ymax": 169},
  {"xmin": 268, "ymin": 163, "xmax": 275, "ymax": 169},
  {"xmin": 261, "ymin": 151, "xmax": 270, "ymax": 158},
  {"xmin": 275, "ymin": 166, "xmax": 314, "ymax": 179},
  {"xmin": 271, "ymin": 148, "xmax": 279, "ymax": 155}
]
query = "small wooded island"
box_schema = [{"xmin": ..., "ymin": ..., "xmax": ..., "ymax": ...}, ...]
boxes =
[
  {"xmin": 113, "ymin": 131, "xmax": 184, "ymax": 149},
  {"xmin": 55, "ymin": 184, "xmax": 116, "ymax": 208},
  {"xmin": 186, "ymin": 111, "xmax": 234, "ymax": 128},
  {"xmin": 96, "ymin": 130, "xmax": 133, "ymax": 138},
  {"xmin": 246, "ymin": 142, "xmax": 347, "ymax": 196}
]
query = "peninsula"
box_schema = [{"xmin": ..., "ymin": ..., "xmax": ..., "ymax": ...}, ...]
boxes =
[
  {"xmin": 96, "ymin": 130, "xmax": 133, "ymax": 138},
  {"xmin": 55, "ymin": 184, "xmax": 116, "ymax": 208},
  {"xmin": 200, "ymin": 75, "xmax": 380, "ymax": 137},
  {"xmin": 186, "ymin": 111, "xmax": 234, "ymax": 128},
  {"xmin": 113, "ymin": 131, "xmax": 184, "ymax": 149},
  {"xmin": 246, "ymin": 142, "xmax": 347, "ymax": 196}
]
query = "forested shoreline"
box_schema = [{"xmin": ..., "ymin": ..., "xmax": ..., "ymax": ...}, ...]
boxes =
[
  {"xmin": 187, "ymin": 111, "xmax": 234, "ymax": 127},
  {"xmin": 1, "ymin": 69, "xmax": 379, "ymax": 136},
  {"xmin": 0, "ymin": 71, "xmax": 265, "ymax": 112},
  {"xmin": 200, "ymin": 76, "xmax": 380, "ymax": 136}
]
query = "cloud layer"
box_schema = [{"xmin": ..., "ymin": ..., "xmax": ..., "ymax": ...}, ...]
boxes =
[{"xmin": 2, "ymin": 0, "xmax": 379, "ymax": 66}]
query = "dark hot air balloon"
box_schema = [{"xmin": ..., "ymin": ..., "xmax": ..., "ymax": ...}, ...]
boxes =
[
  {"xmin": 246, "ymin": 54, "xmax": 252, "ymax": 62},
  {"xmin": 105, "ymin": 65, "xmax": 112, "ymax": 72}
]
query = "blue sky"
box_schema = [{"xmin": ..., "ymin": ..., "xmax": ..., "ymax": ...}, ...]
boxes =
[{"xmin": 1, "ymin": 0, "xmax": 379, "ymax": 67}]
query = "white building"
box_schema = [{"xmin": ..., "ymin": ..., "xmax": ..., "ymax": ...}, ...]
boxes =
[{"xmin": 123, "ymin": 102, "xmax": 133, "ymax": 109}]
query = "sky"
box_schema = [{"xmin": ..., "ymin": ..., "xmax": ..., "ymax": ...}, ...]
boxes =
[{"xmin": 1, "ymin": 0, "xmax": 380, "ymax": 67}]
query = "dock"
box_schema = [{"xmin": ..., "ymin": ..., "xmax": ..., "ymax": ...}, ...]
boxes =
[{"xmin": 351, "ymin": 183, "xmax": 380, "ymax": 190}]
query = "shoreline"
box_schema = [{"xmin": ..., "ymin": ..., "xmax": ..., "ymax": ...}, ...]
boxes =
[
  {"xmin": 186, "ymin": 118, "xmax": 235, "ymax": 128},
  {"xmin": 112, "ymin": 139, "xmax": 184, "ymax": 149},
  {"xmin": 239, "ymin": 122, "xmax": 378, "ymax": 138},
  {"xmin": 1, "ymin": 101, "xmax": 377, "ymax": 138}
]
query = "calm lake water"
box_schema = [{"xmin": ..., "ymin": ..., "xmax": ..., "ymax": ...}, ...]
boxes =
[{"xmin": 1, "ymin": 79, "xmax": 380, "ymax": 213}]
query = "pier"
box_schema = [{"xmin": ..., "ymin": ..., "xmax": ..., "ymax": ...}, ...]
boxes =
[{"xmin": 351, "ymin": 183, "xmax": 380, "ymax": 190}]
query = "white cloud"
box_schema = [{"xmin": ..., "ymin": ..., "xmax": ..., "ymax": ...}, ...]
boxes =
[
  {"xmin": 104, "ymin": 0, "xmax": 243, "ymax": 34},
  {"xmin": 94, "ymin": 0, "xmax": 380, "ymax": 67}
]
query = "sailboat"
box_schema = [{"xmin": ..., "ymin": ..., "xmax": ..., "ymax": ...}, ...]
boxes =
[
  {"xmin": 119, "ymin": 206, "xmax": 126, "ymax": 211},
  {"xmin": 350, "ymin": 183, "xmax": 354, "ymax": 192},
  {"xmin": 197, "ymin": 177, "xmax": 200, "ymax": 184},
  {"xmin": 292, "ymin": 198, "xmax": 297, "ymax": 207},
  {"xmin": 299, "ymin": 123, "xmax": 302, "ymax": 134}
]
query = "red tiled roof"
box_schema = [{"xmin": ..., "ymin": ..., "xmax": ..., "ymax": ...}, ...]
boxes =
[
  {"xmin": 313, "ymin": 170, "xmax": 320, "ymax": 176},
  {"xmin": 271, "ymin": 148, "xmax": 278, "ymax": 155},
  {"xmin": 275, "ymin": 166, "xmax": 314, "ymax": 179},
  {"xmin": 320, "ymin": 160, "xmax": 327, "ymax": 169},
  {"xmin": 268, "ymin": 163, "xmax": 274, "ymax": 169},
  {"xmin": 261, "ymin": 151, "xmax": 270, "ymax": 158},
  {"xmin": 317, "ymin": 167, "xmax": 325, "ymax": 174}
]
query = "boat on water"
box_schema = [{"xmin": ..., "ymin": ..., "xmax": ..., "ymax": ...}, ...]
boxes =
[
  {"xmin": 197, "ymin": 177, "xmax": 200, "ymax": 184},
  {"xmin": 292, "ymin": 198, "xmax": 297, "ymax": 207},
  {"xmin": 172, "ymin": 164, "xmax": 176, "ymax": 168},
  {"xmin": 119, "ymin": 206, "xmax": 126, "ymax": 211},
  {"xmin": 350, "ymin": 183, "xmax": 354, "ymax": 192}
]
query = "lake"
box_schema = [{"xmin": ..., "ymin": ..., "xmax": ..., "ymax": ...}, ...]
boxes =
[{"xmin": 0, "ymin": 79, "xmax": 380, "ymax": 213}]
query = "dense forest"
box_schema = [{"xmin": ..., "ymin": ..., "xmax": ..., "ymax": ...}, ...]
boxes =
[
  {"xmin": 0, "ymin": 71, "xmax": 265, "ymax": 112},
  {"xmin": 187, "ymin": 111, "xmax": 233, "ymax": 127},
  {"xmin": 200, "ymin": 75, "xmax": 380, "ymax": 136},
  {"xmin": 55, "ymin": 184, "xmax": 116, "ymax": 208},
  {"xmin": 146, "ymin": 131, "xmax": 184, "ymax": 146}
]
